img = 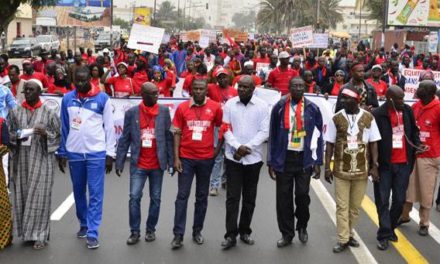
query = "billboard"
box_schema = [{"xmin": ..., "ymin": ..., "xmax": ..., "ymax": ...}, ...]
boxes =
[
  {"xmin": 34, "ymin": 0, "xmax": 111, "ymax": 27},
  {"xmin": 387, "ymin": 0, "xmax": 440, "ymax": 27},
  {"xmin": 133, "ymin": 7, "xmax": 152, "ymax": 26}
]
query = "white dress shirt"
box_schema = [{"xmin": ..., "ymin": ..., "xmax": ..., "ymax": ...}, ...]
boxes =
[{"xmin": 223, "ymin": 95, "xmax": 270, "ymax": 165}]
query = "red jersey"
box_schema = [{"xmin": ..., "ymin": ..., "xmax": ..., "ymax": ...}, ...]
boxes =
[
  {"xmin": 132, "ymin": 71, "xmax": 149, "ymax": 95},
  {"xmin": 267, "ymin": 66, "xmax": 299, "ymax": 95},
  {"xmin": 86, "ymin": 56, "xmax": 96, "ymax": 65},
  {"xmin": 33, "ymin": 60, "xmax": 49, "ymax": 74},
  {"xmin": 375, "ymin": 56, "xmax": 386, "ymax": 65},
  {"xmin": 127, "ymin": 65, "xmax": 136, "ymax": 78},
  {"xmin": 107, "ymin": 76, "xmax": 134, "ymax": 97},
  {"xmin": 207, "ymin": 84, "xmax": 237, "ymax": 105},
  {"xmin": 137, "ymin": 103, "xmax": 160, "ymax": 170},
  {"xmin": 172, "ymin": 98, "xmax": 223, "ymax": 159},
  {"xmin": 253, "ymin": 57, "xmax": 270, "ymax": 70},
  {"xmin": 389, "ymin": 109, "xmax": 407, "ymax": 163},
  {"xmin": 413, "ymin": 98, "xmax": 440, "ymax": 158},
  {"xmin": 153, "ymin": 78, "xmax": 172, "ymax": 97},
  {"xmin": 20, "ymin": 72, "xmax": 49, "ymax": 88},
  {"xmin": 366, "ymin": 78, "xmax": 388, "ymax": 97},
  {"xmin": 182, "ymin": 73, "xmax": 195, "ymax": 94}
]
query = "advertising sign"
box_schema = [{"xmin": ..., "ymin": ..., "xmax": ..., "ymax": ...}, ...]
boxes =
[
  {"xmin": 387, "ymin": 0, "xmax": 440, "ymax": 27},
  {"xmin": 133, "ymin": 7, "xmax": 152, "ymax": 26}
]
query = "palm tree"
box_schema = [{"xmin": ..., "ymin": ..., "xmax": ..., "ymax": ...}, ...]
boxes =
[
  {"xmin": 257, "ymin": 0, "xmax": 282, "ymax": 34},
  {"xmin": 365, "ymin": 0, "xmax": 385, "ymax": 25}
]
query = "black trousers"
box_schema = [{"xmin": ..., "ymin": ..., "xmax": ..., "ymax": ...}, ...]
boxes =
[
  {"xmin": 276, "ymin": 151, "xmax": 312, "ymax": 240},
  {"xmin": 224, "ymin": 159, "xmax": 263, "ymax": 239}
]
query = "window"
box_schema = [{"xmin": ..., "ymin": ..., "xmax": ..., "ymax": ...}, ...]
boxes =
[{"xmin": 16, "ymin": 22, "xmax": 21, "ymax": 38}]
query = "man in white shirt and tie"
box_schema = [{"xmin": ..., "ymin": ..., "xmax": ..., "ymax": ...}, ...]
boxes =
[{"xmin": 220, "ymin": 75, "xmax": 270, "ymax": 249}]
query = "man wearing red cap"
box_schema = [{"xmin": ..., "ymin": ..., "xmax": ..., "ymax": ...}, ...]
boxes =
[
  {"xmin": 335, "ymin": 62, "xmax": 378, "ymax": 112},
  {"xmin": 325, "ymin": 87, "xmax": 381, "ymax": 253},
  {"xmin": 207, "ymin": 67, "xmax": 238, "ymax": 195}
]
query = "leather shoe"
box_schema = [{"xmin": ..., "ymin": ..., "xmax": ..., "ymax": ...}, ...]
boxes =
[
  {"xmin": 145, "ymin": 231, "xmax": 156, "ymax": 242},
  {"xmin": 397, "ymin": 217, "xmax": 410, "ymax": 226},
  {"xmin": 221, "ymin": 237, "xmax": 237, "ymax": 250},
  {"xmin": 418, "ymin": 226, "xmax": 429, "ymax": 236},
  {"xmin": 240, "ymin": 234, "xmax": 254, "ymax": 245},
  {"xmin": 298, "ymin": 228, "xmax": 308, "ymax": 243},
  {"xmin": 389, "ymin": 233, "xmax": 398, "ymax": 242},
  {"xmin": 193, "ymin": 232, "xmax": 204, "ymax": 245},
  {"xmin": 171, "ymin": 235, "xmax": 183, "ymax": 249},
  {"xmin": 126, "ymin": 233, "xmax": 140, "ymax": 245},
  {"xmin": 348, "ymin": 237, "xmax": 360, "ymax": 247},
  {"xmin": 277, "ymin": 237, "xmax": 292, "ymax": 248},
  {"xmin": 333, "ymin": 242, "xmax": 348, "ymax": 253},
  {"xmin": 377, "ymin": 239, "xmax": 389, "ymax": 250}
]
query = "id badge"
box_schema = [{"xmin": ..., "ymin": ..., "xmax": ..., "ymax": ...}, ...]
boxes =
[
  {"xmin": 392, "ymin": 133, "xmax": 403, "ymax": 149},
  {"xmin": 192, "ymin": 127, "xmax": 203, "ymax": 141},
  {"xmin": 71, "ymin": 117, "xmax": 82, "ymax": 130},
  {"xmin": 141, "ymin": 130, "xmax": 154, "ymax": 148},
  {"xmin": 21, "ymin": 136, "xmax": 32, "ymax": 146},
  {"xmin": 347, "ymin": 135, "xmax": 358, "ymax": 150},
  {"xmin": 142, "ymin": 139, "xmax": 152, "ymax": 148},
  {"xmin": 297, "ymin": 130, "xmax": 306, "ymax": 138}
]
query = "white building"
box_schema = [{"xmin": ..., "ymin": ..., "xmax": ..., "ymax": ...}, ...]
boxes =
[
  {"xmin": 7, "ymin": 4, "xmax": 33, "ymax": 45},
  {"xmin": 331, "ymin": 1, "xmax": 379, "ymax": 41}
]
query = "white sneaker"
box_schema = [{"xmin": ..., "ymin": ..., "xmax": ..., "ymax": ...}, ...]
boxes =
[{"xmin": 209, "ymin": 188, "xmax": 218, "ymax": 196}]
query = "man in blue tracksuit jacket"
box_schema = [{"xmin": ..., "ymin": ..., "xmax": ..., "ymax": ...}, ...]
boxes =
[
  {"xmin": 57, "ymin": 66, "xmax": 116, "ymax": 249},
  {"xmin": 267, "ymin": 77, "xmax": 324, "ymax": 247}
]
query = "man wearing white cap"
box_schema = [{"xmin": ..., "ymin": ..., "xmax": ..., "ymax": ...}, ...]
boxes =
[
  {"xmin": 8, "ymin": 79, "xmax": 61, "ymax": 249},
  {"xmin": 232, "ymin": 61, "xmax": 262, "ymax": 88},
  {"xmin": 267, "ymin": 51, "xmax": 299, "ymax": 95},
  {"xmin": 366, "ymin": 65, "xmax": 388, "ymax": 100}
]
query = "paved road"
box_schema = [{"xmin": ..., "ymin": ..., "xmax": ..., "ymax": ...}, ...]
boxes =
[{"xmin": 1, "ymin": 144, "xmax": 440, "ymax": 264}]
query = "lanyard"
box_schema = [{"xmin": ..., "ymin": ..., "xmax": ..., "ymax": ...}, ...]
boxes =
[{"xmin": 345, "ymin": 112, "xmax": 357, "ymax": 134}]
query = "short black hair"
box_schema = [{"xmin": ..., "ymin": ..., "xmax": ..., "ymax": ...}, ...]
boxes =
[
  {"xmin": 75, "ymin": 66, "xmax": 91, "ymax": 78},
  {"xmin": 8, "ymin": 64, "xmax": 19, "ymax": 73},
  {"xmin": 192, "ymin": 78, "xmax": 208, "ymax": 88}
]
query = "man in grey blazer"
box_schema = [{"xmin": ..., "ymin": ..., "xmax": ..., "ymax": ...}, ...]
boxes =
[{"xmin": 116, "ymin": 82, "xmax": 174, "ymax": 245}]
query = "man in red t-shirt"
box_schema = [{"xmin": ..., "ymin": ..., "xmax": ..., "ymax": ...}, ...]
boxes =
[
  {"xmin": 207, "ymin": 67, "xmax": 237, "ymax": 195},
  {"xmin": 372, "ymin": 85, "xmax": 426, "ymax": 250},
  {"xmin": 267, "ymin": 51, "xmax": 299, "ymax": 95},
  {"xmin": 170, "ymin": 78, "xmax": 223, "ymax": 249},
  {"xmin": 20, "ymin": 60, "xmax": 49, "ymax": 89},
  {"xmin": 116, "ymin": 82, "xmax": 173, "ymax": 245},
  {"xmin": 401, "ymin": 80, "xmax": 440, "ymax": 235},
  {"xmin": 366, "ymin": 65, "xmax": 388, "ymax": 99}
]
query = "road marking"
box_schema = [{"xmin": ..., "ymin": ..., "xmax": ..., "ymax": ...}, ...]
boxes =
[
  {"xmin": 361, "ymin": 196, "xmax": 429, "ymax": 264},
  {"xmin": 409, "ymin": 209, "xmax": 440, "ymax": 245},
  {"xmin": 311, "ymin": 180, "xmax": 378, "ymax": 264},
  {"xmin": 50, "ymin": 193, "xmax": 75, "ymax": 221}
]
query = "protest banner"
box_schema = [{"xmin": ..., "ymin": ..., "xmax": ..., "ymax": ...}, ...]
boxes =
[
  {"xmin": 180, "ymin": 30, "xmax": 201, "ymax": 42},
  {"xmin": 201, "ymin": 30, "xmax": 217, "ymax": 43},
  {"xmin": 127, "ymin": 24, "xmax": 165, "ymax": 54},
  {"xmin": 290, "ymin": 26, "xmax": 314, "ymax": 48},
  {"xmin": 309, "ymin": 33, "xmax": 329, "ymax": 49},
  {"xmin": 222, "ymin": 28, "xmax": 248, "ymax": 42},
  {"xmin": 401, "ymin": 68, "xmax": 440, "ymax": 99}
]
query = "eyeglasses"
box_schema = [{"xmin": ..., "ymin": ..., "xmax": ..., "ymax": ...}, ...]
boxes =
[{"xmin": 335, "ymin": 74, "xmax": 344, "ymax": 77}]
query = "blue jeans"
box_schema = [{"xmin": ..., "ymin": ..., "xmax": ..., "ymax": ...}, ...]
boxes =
[
  {"xmin": 173, "ymin": 158, "xmax": 215, "ymax": 236},
  {"xmin": 210, "ymin": 147, "xmax": 225, "ymax": 188},
  {"xmin": 69, "ymin": 159, "xmax": 105, "ymax": 239},
  {"xmin": 374, "ymin": 163, "xmax": 412, "ymax": 241},
  {"xmin": 129, "ymin": 168, "xmax": 164, "ymax": 234}
]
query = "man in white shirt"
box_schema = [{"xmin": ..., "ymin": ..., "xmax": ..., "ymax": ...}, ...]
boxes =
[
  {"xmin": 220, "ymin": 75, "xmax": 270, "ymax": 249},
  {"xmin": 324, "ymin": 87, "xmax": 381, "ymax": 253}
]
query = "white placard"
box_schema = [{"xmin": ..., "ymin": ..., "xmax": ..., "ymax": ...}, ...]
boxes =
[
  {"xmin": 309, "ymin": 33, "xmax": 329, "ymax": 49},
  {"xmin": 290, "ymin": 26, "xmax": 314, "ymax": 48},
  {"xmin": 127, "ymin": 24, "xmax": 165, "ymax": 54},
  {"xmin": 199, "ymin": 36, "xmax": 210, "ymax": 48},
  {"xmin": 428, "ymin": 31, "xmax": 438, "ymax": 53}
]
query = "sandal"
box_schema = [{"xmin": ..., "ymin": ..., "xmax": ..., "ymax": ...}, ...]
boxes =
[{"xmin": 33, "ymin": 241, "xmax": 46, "ymax": 250}]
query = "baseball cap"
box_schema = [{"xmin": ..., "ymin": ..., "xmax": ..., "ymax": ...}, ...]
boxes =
[
  {"xmin": 215, "ymin": 67, "xmax": 229, "ymax": 77},
  {"xmin": 22, "ymin": 59, "xmax": 32, "ymax": 65},
  {"xmin": 372, "ymin": 64, "xmax": 382, "ymax": 71},
  {"xmin": 278, "ymin": 51, "xmax": 290, "ymax": 59}
]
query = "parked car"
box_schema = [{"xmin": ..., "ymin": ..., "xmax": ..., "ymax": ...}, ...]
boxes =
[
  {"xmin": 94, "ymin": 31, "xmax": 120, "ymax": 51},
  {"xmin": 36, "ymin": 35, "xmax": 60, "ymax": 51},
  {"xmin": 7, "ymin": 38, "xmax": 42, "ymax": 58}
]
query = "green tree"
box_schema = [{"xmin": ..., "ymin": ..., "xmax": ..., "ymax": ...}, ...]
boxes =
[
  {"xmin": 113, "ymin": 17, "xmax": 130, "ymax": 30},
  {"xmin": 365, "ymin": 0, "xmax": 385, "ymax": 25},
  {"xmin": 0, "ymin": 0, "xmax": 56, "ymax": 36},
  {"xmin": 256, "ymin": 0, "xmax": 343, "ymax": 33}
]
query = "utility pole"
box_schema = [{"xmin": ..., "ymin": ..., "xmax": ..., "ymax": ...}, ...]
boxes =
[
  {"xmin": 316, "ymin": 0, "xmax": 320, "ymax": 32},
  {"xmin": 153, "ymin": 0, "xmax": 157, "ymax": 25},
  {"xmin": 359, "ymin": 2, "xmax": 362, "ymax": 41}
]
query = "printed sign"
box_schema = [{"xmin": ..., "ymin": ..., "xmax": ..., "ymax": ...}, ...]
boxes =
[
  {"xmin": 290, "ymin": 26, "xmax": 314, "ymax": 48},
  {"xmin": 127, "ymin": 24, "xmax": 165, "ymax": 54}
]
